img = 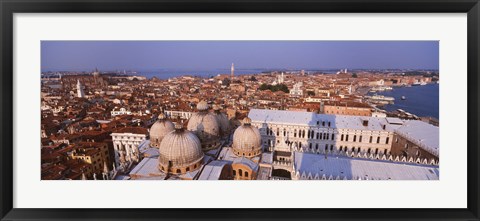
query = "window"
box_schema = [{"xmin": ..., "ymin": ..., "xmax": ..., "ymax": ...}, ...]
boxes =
[
  {"xmin": 328, "ymin": 122, "xmax": 331, "ymax": 127},
  {"xmin": 353, "ymin": 135, "xmax": 357, "ymax": 142},
  {"xmin": 341, "ymin": 134, "xmax": 344, "ymax": 141},
  {"xmin": 233, "ymin": 170, "xmax": 236, "ymax": 176},
  {"xmin": 309, "ymin": 143, "xmax": 312, "ymax": 149},
  {"xmin": 367, "ymin": 148, "xmax": 371, "ymax": 154},
  {"xmin": 369, "ymin": 136, "xmax": 373, "ymax": 143},
  {"xmin": 320, "ymin": 133, "xmax": 323, "ymax": 140},
  {"xmin": 339, "ymin": 146, "xmax": 343, "ymax": 151},
  {"xmin": 346, "ymin": 135, "xmax": 349, "ymax": 142},
  {"xmin": 239, "ymin": 169, "xmax": 243, "ymax": 177},
  {"xmin": 316, "ymin": 133, "xmax": 320, "ymax": 139},
  {"xmin": 331, "ymin": 134, "xmax": 334, "ymax": 140},
  {"xmin": 326, "ymin": 133, "xmax": 330, "ymax": 140},
  {"xmin": 386, "ymin": 137, "xmax": 390, "ymax": 144},
  {"xmin": 176, "ymin": 169, "xmax": 181, "ymax": 173},
  {"xmin": 322, "ymin": 121, "xmax": 325, "ymax": 126},
  {"xmin": 359, "ymin": 136, "xmax": 362, "ymax": 142},
  {"xmin": 357, "ymin": 147, "xmax": 361, "ymax": 152},
  {"xmin": 325, "ymin": 144, "xmax": 328, "ymax": 151},
  {"xmin": 352, "ymin": 147, "xmax": 355, "ymax": 152},
  {"xmin": 245, "ymin": 171, "xmax": 249, "ymax": 177},
  {"xmin": 377, "ymin": 137, "xmax": 380, "ymax": 144},
  {"xmin": 330, "ymin": 145, "xmax": 333, "ymax": 151},
  {"xmin": 186, "ymin": 167, "xmax": 190, "ymax": 172},
  {"xmin": 315, "ymin": 144, "xmax": 318, "ymax": 150},
  {"xmin": 375, "ymin": 148, "xmax": 379, "ymax": 155}
]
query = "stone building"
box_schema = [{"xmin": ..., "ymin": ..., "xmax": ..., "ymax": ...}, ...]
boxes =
[{"xmin": 111, "ymin": 127, "xmax": 148, "ymax": 169}]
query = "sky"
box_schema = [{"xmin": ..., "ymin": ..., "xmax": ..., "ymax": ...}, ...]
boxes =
[{"xmin": 41, "ymin": 41, "xmax": 439, "ymax": 72}]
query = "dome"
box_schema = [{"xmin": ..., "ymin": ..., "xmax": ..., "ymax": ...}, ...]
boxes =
[
  {"xmin": 158, "ymin": 124, "xmax": 204, "ymax": 174},
  {"xmin": 187, "ymin": 102, "xmax": 220, "ymax": 151},
  {"xmin": 196, "ymin": 100, "xmax": 209, "ymax": 111},
  {"xmin": 149, "ymin": 113, "xmax": 175, "ymax": 148},
  {"xmin": 232, "ymin": 117, "xmax": 262, "ymax": 157},
  {"xmin": 213, "ymin": 106, "xmax": 231, "ymax": 137}
]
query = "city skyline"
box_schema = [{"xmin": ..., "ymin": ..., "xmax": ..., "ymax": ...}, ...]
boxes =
[{"xmin": 41, "ymin": 41, "xmax": 439, "ymax": 72}]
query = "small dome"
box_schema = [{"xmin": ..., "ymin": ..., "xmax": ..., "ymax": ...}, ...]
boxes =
[
  {"xmin": 232, "ymin": 119, "xmax": 262, "ymax": 157},
  {"xmin": 197, "ymin": 101, "xmax": 209, "ymax": 111},
  {"xmin": 243, "ymin": 117, "xmax": 252, "ymax": 125},
  {"xmin": 149, "ymin": 116, "xmax": 175, "ymax": 148},
  {"xmin": 158, "ymin": 129, "xmax": 204, "ymax": 174},
  {"xmin": 158, "ymin": 113, "xmax": 166, "ymax": 120}
]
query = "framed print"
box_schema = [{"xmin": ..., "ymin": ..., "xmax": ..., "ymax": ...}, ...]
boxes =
[{"xmin": 1, "ymin": 0, "xmax": 479, "ymax": 220}]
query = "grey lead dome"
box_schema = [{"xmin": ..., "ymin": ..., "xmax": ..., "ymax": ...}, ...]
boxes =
[
  {"xmin": 232, "ymin": 117, "xmax": 262, "ymax": 157},
  {"xmin": 149, "ymin": 113, "xmax": 175, "ymax": 148},
  {"xmin": 158, "ymin": 127, "xmax": 204, "ymax": 174}
]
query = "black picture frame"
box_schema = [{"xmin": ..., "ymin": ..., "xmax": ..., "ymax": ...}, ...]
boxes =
[{"xmin": 1, "ymin": 0, "xmax": 479, "ymax": 220}]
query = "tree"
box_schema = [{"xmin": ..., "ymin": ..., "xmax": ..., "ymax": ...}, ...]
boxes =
[{"xmin": 222, "ymin": 78, "xmax": 231, "ymax": 86}]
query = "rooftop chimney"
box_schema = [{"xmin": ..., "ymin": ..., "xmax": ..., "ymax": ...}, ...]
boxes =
[{"xmin": 362, "ymin": 120, "xmax": 369, "ymax": 127}]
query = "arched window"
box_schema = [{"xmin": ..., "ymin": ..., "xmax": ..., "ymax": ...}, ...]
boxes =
[
  {"xmin": 315, "ymin": 143, "xmax": 318, "ymax": 150},
  {"xmin": 339, "ymin": 146, "xmax": 343, "ymax": 151},
  {"xmin": 186, "ymin": 167, "xmax": 190, "ymax": 172},
  {"xmin": 375, "ymin": 148, "xmax": 379, "ymax": 155},
  {"xmin": 353, "ymin": 135, "xmax": 357, "ymax": 142},
  {"xmin": 357, "ymin": 147, "xmax": 361, "ymax": 152},
  {"xmin": 309, "ymin": 143, "xmax": 312, "ymax": 149},
  {"xmin": 233, "ymin": 170, "xmax": 236, "ymax": 176},
  {"xmin": 386, "ymin": 137, "xmax": 390, "ymax": 144},
  {"xmin": 176, "ymin": 169, "xmax": 181, "ymax": 173},
  {"xmin": 322, "ymin": 121, "xmax": 325, "ymax": 126},
  {"xmin": 330, "ymin": 145, "xmax": 333, "ymax": 151},
  {"xmin": 325, "ymin": 144, "xmax": 328, "ymax": 151},
  {"xmin": 352, "ymin": 147, "xmax": 355, "ymax": 152},
  {"xmin": 239, "ymin": 169, "xmax": 243, "ymax": 177},
  {"xmin": 245, "ymin": 171, "xmax": 249, "ymax": 177},
  {"xmin": 328, "ymin": 122, "xmax": 331, "ymax": 127},
  {"xmin": 346, "ymin": 135, "xmax": 349, "ymax": 142},
  {"xmin": 359, "ymin": 136, "xmax": 362, "ymax": 143},
  {"xmin": 331, "ymin": 134, "xmax": 335, "ymax": 140},
  {"xmin": 341, "ymin": 134, "xmax": 344, "ymax": 141},
  {"xmin": 367, "ymin": 148, "xmax": 371, "ymax": 154},
  {"xmin": 369, "ymin": 136, "xmax": 373, "ymax": 143},
  {"xmin": 377, "ymin": 137, "xmax": 380, "ymax": 144}
]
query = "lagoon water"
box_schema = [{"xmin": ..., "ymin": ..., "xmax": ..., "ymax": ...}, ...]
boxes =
[{"xmin": 372, "ymin": 83, "xmax": 439, "ymax": 119}]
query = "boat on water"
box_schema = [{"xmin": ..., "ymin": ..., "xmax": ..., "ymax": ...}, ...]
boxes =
[
  {"xmin": 401, "ymin": 96, "xmax": 406, "ymax": 100},
  {"xmin": 420, "ymin": 82, "xmax": 427, "ymax": 86},
  {"xmin": 369, "ymin": 95, "xmax": 395, "ymax": 101}
]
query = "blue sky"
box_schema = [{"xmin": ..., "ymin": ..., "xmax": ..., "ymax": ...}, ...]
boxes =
[{"xmin": 41, "ymin": 41, "xmax": 439, "ymax": 71}]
